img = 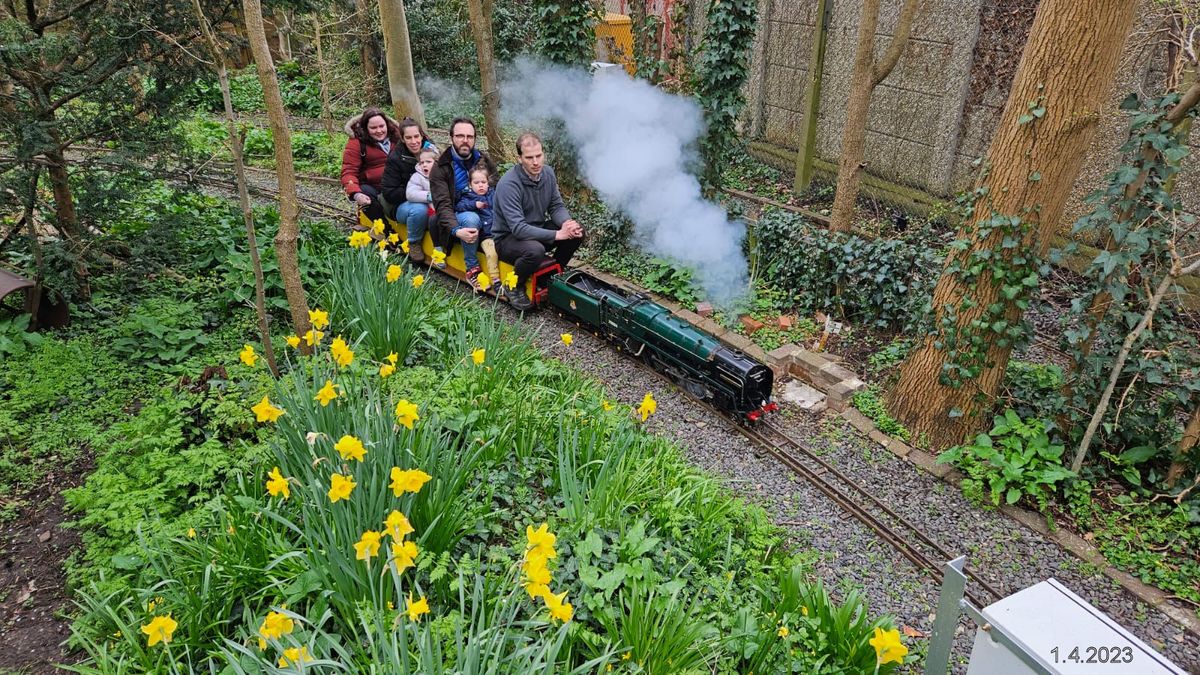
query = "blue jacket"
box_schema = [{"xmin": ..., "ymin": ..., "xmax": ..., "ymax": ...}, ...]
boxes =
[{"xmin": 455, "ymin": 188, "xmax": 495, "ymax": 236}]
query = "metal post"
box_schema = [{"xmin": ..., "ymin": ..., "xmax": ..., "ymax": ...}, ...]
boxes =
[
  {"xmin": 793, "ymin": 0, "xmax": 831, "ymax": 194},
  {"xmin": 924, "ymin": 556, "xmax": 968, "ymax": 675}
]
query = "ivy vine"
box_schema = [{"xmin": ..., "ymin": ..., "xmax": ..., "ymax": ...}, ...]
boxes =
[
  {"xmin": 1056, "ymin": 92, "xmax": 1200, "ymax": 466},
  {"xmin": 934, "ymin": 191, "xmax": 1044, "ymax": 390},
  {"xmin": 535, "ymin": 0, "xmax": 602, "ymax": 67},
  {"xmin": 694, "ymin": 0, "xmax": 758, "ymax": 188}
]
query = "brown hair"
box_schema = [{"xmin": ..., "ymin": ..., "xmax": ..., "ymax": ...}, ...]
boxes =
[
  {"xmin": 515, "ymin": 131, "xmax": 542, "ymax": 156},
  {"xmin": 350, "ymin": 107, "xmax": 401, "ymax": 146},
  {"xmin": 468, "ymin": 165, "xmax": 491, "ymax": 183}
]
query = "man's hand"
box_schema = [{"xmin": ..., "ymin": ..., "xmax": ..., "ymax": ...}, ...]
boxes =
[
  {"xmin": 353, "ymin": 193, "xmax": 371, "ymax": 207},
  {"xmin": 457, "ymin": 227, "xmax": 479, "ymax": 244},
  {"xmin": 476, "ymin": 201, "xmax": 487, "ymax": 209},
  {"xmin": 561, "ymin": 219, "xmax": 584, "ymax": 239}
]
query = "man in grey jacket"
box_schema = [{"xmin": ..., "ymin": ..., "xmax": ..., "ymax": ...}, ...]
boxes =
[{"xmin": 493, "ymin": 132, "xmax": 584, "ymax": 310}]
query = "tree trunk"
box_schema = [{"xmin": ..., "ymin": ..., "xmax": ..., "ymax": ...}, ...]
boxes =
[
  {"xmin": 353, "ymin": 0, "xmax": 382, "ymax": 100},
  {"xmin": 276, "ymin": 9, "xmax": 293, "ymax": 62},
  {"xmin": 887, "ymin": 0, "xmax": 1138, "ymax": 450},
  {"xmin": 467, "ymin": 0, "xmax": 504, "ymax": 160},
  {"xmin": 194, "ymin": 0, "xmax": 280, "ymax": 375},
  {"xmin": 22, "ymin": 168, "xmax": 44, "ymax": 329},
  {"xmin": 828, "ymin": 0, "xmax": 919, "ymax": 233},
  {"xmin": 44, "ymin": 141, "xmax": 90, "ymax": 300},
  {"xmin": 314, "ymin": 19, "xmax": 336, "ymax": 134},
  {"xmin": 377, "ymin": 0, "xmax": 425, "ymax": 127},
  {"xmin": 43, "ymin": 146, "xmax": 80, "ymax": 240},
  {"xmin": 243, "ymin": 0, "xmax": 312, "ymax": 344},
  {"xmin": 1168, "ymin": 403, "xmax": 1200, "ymax": 488}
]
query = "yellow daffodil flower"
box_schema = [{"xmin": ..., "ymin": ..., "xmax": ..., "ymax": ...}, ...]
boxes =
[
  {"xmin": 239, "ymin": 344, "xmax": 258, "ymax": 367},
  {"xmin": 430, "ymin": 249, "xmax": 446, "ymax": 265},
  {"xmin": 379, "ymin": 362, "xmax": 396, "ymax": 378},
  {"xmin": 503, "ymin": 271, "xmax": 519, "ymax": 289},
  {"xmin": 411, "ymin": 274, "xmax": 424, "ymax": 288},
  {"xmin": 252, "ymin": 395, "xmax": 285, "ymax": 423},
  {"xmin": 328, "ymin": 473, "xmax": 356, "ymax": 503},
  {"xmin": 308, "ymin": 308, "xmax": 329, "ymax": 330},
  {"xmin": 601, "ymin": 400, "xmax": 614, "ymax": 411},
  {"xmin": 394, "ymin": 399, "xmax": 419, "ymax": 429},
  {"xmin": 330, "ymin": 336, "xmax": 354, "ymax": 368},
  {"xmin": 869, "ymin": 627, "xmax": 908, "ymax": 665},
  {"xmin": 389, "ymin": 467, "xmax": 432, "ymax": 496},
  {"xmin": 285, "ymin": 335, "xmax": 300, "ymax": 349},
  {"xmin": 259, "ymin": 611, "xmax": 295, "ymax": 642},
  {"xmin": 523, "ymin": 557, "xmax": 551, "ymax": 586},
  {"xmin": 391, "ymin": 539, "xmax": 419, "ymax": 574},
  {"xmin": 303, "ymin": 328, "xmax": 324, "ymax": 347},
  {"xmin": 401, "ymin": 240, "xmax": 410, "ymax": 253},
  {"xmin": 278, "ymin": 646, "xmax": 310, "ymax": 668},
  {"xmin": 525, "ymin": 523, "xmax": 557, "ymax": 559},
  {"xmin": 266, "ymin": 466, "xmax": 290, "ymax": 499},
  {"xmin": 140, "ymin": 614, "xmax": 177, "ymax": 646},
  {"xmin": 777, "ymin": 625, "xmax": 789, "ymax": 638},
  {"xmin": 637, "ymin": 392, "xmax": 657, "ymax": 421},
  {"xmin": 383, "ymin": 510, "xmax": 414, "ymax": 540},
  {"xmin": 471, "ymin": 348, "xmax": 486, "ymax": 365},
  {"xmin": 186, "ymin": 527, "xmax": 196, "ymax": 538},
  {"xmin": 314, "ymin": 379, "xmax": 339, "ymax": 406},
  {"xmin": 477, "ymin": 272, "xmax": 491, "ymax": 289},
  {"xmin": 386, "ymin": 352, "xmax": 398, "ymax": 364},
  {"xmin": 349, "ymin": 230, "xmax": 372, "ymax": 248},
  {"xmin": 377, "ymin": 239, "xmax": 390, "ymax": 253},
  {"xmin": 544, "ymin": 590, "xmax": 573, "ymax": 623},
  {"xmin": 388, "ymin": 233, "xmax": 400, "ymax": 244},
  {"xmin": 801, "ymin": 606, "xmax": 809, "ymax": 616},
  {"xmin": 560, "ymin": 333, "xmax": 573, "ymax": 346},
  {"xmin": 354, "ymin": 530, "xmax": 383, "ymax": 560},
  {"xmin": 525, "ymin": 582, "xmax": 551, "ymax": 601},
  {"xmin": 406, "ymin": 594, "xmax": 430, "ymax": 622},
  {"xmin": 386, "ymin": 264, "xmax": 402, "ymax": 283},
  {"xmin": 372, "ymin": 219, "xmax": 385, "ymax": 236},
  {"xmin": 334, "ymin": 434, "xmax": 366, "ymax": 462}
]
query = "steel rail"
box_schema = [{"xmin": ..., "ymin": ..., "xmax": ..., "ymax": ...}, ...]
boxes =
[{"xmin": 744, "ymin": 416, "xmax": 1003, "ymax": 608}]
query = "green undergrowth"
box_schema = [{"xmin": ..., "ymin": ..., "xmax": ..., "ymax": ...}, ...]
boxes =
[
  {"xmin": 1065, "ymin": 483, "xmax": 1200, "ymax": 608},
  {"xmin": 57, "ymin": 237, "xmax": 909, "ymax": 672},
  {"xmin": 181, "ymin": 114, "xmax": 345, "ymax": 177}
]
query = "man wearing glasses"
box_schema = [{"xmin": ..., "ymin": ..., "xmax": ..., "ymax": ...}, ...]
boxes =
[{"xmin": 429, "ymin": 117, "xmax": 498, "ymax": 267}]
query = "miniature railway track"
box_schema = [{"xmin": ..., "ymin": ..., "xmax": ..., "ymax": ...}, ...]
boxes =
[{"xmin": 741, "ymin": 415, "xmax": 1003, "ymax": 608}]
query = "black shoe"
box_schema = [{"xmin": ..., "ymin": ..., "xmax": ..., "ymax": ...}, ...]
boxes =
[{"xmin": 505, "ymin": 287, "xmax": 533, "ymax": 311}]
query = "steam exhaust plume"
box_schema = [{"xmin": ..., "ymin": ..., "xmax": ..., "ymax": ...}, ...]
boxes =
[{"xmin": 499, "ymin": 58, "xmax": 750, "ymax": 307}]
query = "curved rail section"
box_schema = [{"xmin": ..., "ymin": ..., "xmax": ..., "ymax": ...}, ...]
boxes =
[{"xmin": 740, "ymin": 416, "xmax": 1003, "ymax": 609}]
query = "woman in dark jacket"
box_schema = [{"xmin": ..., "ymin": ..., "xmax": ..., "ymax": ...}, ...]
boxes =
[
  {"xmin": 340, "ymin": 107, "xmax": 401, "ymax": 221},
  {"xmin": 380, "ymin": 118, "xmax": 437, "ymax": 262}
]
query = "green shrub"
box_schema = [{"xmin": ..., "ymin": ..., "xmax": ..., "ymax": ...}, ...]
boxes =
[
  {"xmin": 751, "ymin": 208, "xmax": 942, "ymax": 328},
  {"xmin": 938, "ymin": 410, "xmax": 1075, "ymax": 512}
]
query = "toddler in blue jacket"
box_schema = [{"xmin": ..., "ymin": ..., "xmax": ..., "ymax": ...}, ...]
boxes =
[{"xmin": 453, "ymin": 166, "xmax": 500, "ymax": 291}]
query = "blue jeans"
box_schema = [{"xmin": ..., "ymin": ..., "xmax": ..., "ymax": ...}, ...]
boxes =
[
  {"xmin": 395, "ymin": 202, "xmax": 430, "ymax": 243},
  {"xmin": 452, "ymin": 212, "xmax": 482, "ymax": 269}
]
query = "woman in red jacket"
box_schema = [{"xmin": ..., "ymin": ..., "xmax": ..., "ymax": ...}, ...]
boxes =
[{"xmin": 340, "ymin": 107, "xmax": 400, "ymax": 221}]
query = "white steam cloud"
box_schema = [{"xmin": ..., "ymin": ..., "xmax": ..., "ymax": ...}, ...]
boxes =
[{"xmin": 499, "ymin": 58, "xmax": 749, "ymax": 307}]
